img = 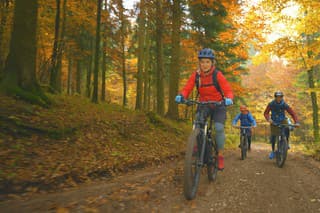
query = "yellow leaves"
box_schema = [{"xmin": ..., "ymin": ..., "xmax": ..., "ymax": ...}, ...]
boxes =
[
  {"xmin": 218, "ymin": 31, "xmax": 234, "ymax": 42},
  {"xmin": 252, "ymin": 51, "xmax": 271, "ymax": 65},
  {"xmin": 56, "ymin": 207, "xmax": 70, "ymax": 213}
]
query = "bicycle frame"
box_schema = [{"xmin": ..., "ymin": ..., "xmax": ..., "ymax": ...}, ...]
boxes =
[
  {"xmin": 181, "ymin": 99, "xmax": 223, "ymax": 200},
  {"xmin": 275, "ymin": 123, "xmax": 298, "ymax": 141},
  {"xmin": 190, "ymin": 100, "xmax": 223, "ymax": 166},
  {"xmin": 234, "ymin": 126, "xmax": 252, "ymax": 159}
]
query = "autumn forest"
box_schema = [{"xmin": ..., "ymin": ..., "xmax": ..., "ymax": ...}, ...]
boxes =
[{"xmin": 1, "ymin": 0, "xmax": 320, "ymax": 211}]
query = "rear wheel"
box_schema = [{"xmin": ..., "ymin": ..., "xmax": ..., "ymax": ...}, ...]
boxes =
[
  {"xmin": 184, "ymin": 128, "xmax": 202, "ymax": 200},
  {"xmin": 207, "ymin": 153, "xmax": 218, "ymax": 182},
  {"xmin": 276, "ymin": 136, "xmax": 288, "ymax": 168}
]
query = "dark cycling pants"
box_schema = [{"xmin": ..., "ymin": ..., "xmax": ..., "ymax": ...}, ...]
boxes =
[{"xmin": 195, "ymin": 104, "xmax": 226, "ymax": 151}]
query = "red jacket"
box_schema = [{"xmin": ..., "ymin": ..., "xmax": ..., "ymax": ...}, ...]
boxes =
[{"xmin": 180, "ymin": 66, "xmax": 234, "ymax": 102}]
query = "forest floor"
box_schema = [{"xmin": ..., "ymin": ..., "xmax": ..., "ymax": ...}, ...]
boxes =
[
  {"xmin": 0, "ymin": 93, "xmax": 191, "ymax": 201},
  {"xmin": 1, "ymin": 94, "xmax": 320, "ymax": 212},
  {"xmin": 1, "ymin": 143, "xmax": 320, "ymax": 213}
]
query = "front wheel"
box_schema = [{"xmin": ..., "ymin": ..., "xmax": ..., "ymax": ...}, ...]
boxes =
[
  {"xmin": 276, "ymin": 136, "xmax": 288, "ymax": 168},
  {"xmin": 184, "ymin": 128, "xmax": 202, "ymax": 200},
  {"xmin": 240, "ymin": 135, "xmax": 248, "ymax": 160}
]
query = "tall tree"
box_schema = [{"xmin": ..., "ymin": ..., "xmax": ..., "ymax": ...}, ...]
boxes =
[
  {"xmin": 0, "ymin": 0, "xmax": 48, "ymax": 105},
  {"xmin": 55, "ymin": 0, "xmax": 67, "ymax": 93},
  {"xmin": 49, "ymin": 0, "xmax": 61, "ymax": 92},
  {"xmin": 101, "ymin": 0, "xmax": 109, "ymax": 102},
  {"xmin": 0, "ymin": 0, "xmax": 12, "ymax": 73},
  {"xmin": 143, "ymin": 27, "xmax": 151, "ymax": 110},
  {"xmin": 101, "ymin": 38, "xmax": 107, "ymax": 101},
  {"xmin": 155, "ymin": 0, "xmax": 165, "ymax": 115},
  {"xmin": 86, "ymin": 38, "xmax": 94, "ymax": 98},
  {"xmin": 76, "ymin": 60, "xmax": 81, "ymax": 94},
  {"xmin": 166, "ymin": 0, "xmax": 182, "ymax": 119},
  {"xmin": 92, "ymin": 0, "xmax": 103, "ymax": 103},
  {"xmin": 118, "ymin": 0, "xmax": 127, "ymax": 106},
  {"xmin": 67, "ymin": 57, "xmax": 73, "ymax": 95},
  {"xmin": 135, "ymin": 0, "xmax": 146, "ymax": 110}
]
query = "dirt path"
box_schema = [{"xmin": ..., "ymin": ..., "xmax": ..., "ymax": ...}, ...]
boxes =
[{"xmin": 1, "ymin": 143, "xmax": 320, "ymax": 213}]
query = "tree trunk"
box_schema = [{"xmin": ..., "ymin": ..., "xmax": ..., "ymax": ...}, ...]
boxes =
[
  {"xmin": 76, "ymin": 60, "xmax": 81, "ymax": 94},
  {"xmin": 87, "ymin": 38, "xmax": 95, "ymax": 98},
  {"xmin": 92, "ymin": 0, "xmax": 102, "ymax": 103},
  {"xmin": 135, "ymin": 0, "xmax": 145, "ymax": 110},
  {"xmin": 0, "ymin": 2, "xmax": 10, "ymax": 73},
  {"xmin": 101, "ymin": 38, "xmax": 107, "ymax": 102},
  {"xmin": 122, "ymin": 41, "xmax": 127, "ymax": 107},
  {"xmin": 67, "ymin": 57, "xmax": 73, "ymax": 95},
  {"xmin": 155, "ymin": 0, "xmax": 164, "ymax": 115},
  {"xmin": 86, "ymin": 56, "xmax": 92, "ymax": 98},
  {"xmin": 101, "ymin": 0, "xmax": 108, "ymax": 102},
  {"xmin": 143, "ymin": 28, "xmax": 151, "ymax": 110},
  {"xmin": 55, "ymin": 0, "xmax": 67, "ymax": 93},
  {"xmin": 49, "ymin": 0, "xmax": 61, "ymax": 92},
  {"xmin": 307, "ymin": 67, "xmax": 319, "ymax": 142},
  {"xmin": 166, "ymin": 0, "xmax": 181, "ymax": 119},
  {"xmin": 119, "ymin": 0, "xmax": 127, "ymax": 107},
  {"xmin": 0, "ymin": 0, "xmax": 48, "ymax": 106}
]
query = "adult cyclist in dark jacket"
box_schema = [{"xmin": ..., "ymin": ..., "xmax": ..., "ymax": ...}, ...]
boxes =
[
  {"xmin": 232, "ymin": 105, "xmax": 257, "ymax": 151},
  {"xmin": 175, "ymin": 48, "xmax": 234, "ymax": 170},
  {"xmin": 264, "ymin": 91, "xmax": 299, "ymax": 159}
]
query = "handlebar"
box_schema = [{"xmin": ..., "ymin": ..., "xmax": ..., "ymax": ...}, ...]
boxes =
[
  {"xmin": 273, "ymin": 123, "xmax": 300, "ymax": 128},
  {"xmin": 233, "ymin": 126, "xmax": 254, "ymax": 129},
  {"xmin": 181, "ymin": 100, "xmax": 224, "ymax": 106}
]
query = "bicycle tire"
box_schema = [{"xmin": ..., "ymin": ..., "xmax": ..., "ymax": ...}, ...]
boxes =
[
  {"xmin": 184, "ymin": 128, "xmax": 202, "ymax": 200},
  {"xmin": 240, "ymin": 135, "xmax": 248, "ymax": 160},
  {"xmin": 276, "ymin": 136, "xmax": 288, "ymax": 168}
]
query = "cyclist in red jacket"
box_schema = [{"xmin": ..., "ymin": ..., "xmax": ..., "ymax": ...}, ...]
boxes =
[{"xmin": 175, "ymin": 48, "xmax": 234, "ymax": 170}]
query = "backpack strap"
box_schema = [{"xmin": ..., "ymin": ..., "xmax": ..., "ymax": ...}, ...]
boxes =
[
  {"xmin": 195, "ymin": 71, "xmax": 200, "ymax": 99},
  {"xmin": 212, "ymin": 68, "xmax": 224, "ymax": 98},
  {"xmin": 194, "ymin": 68, "xmax": 224, "ymax": 98}
]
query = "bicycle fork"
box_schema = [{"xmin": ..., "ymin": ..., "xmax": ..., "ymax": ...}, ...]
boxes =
[{"xmin": 197, "ymin": 122, "xmax": 208, "ymax": 167}]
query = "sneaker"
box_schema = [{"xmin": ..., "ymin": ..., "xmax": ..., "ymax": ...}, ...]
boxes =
[
  {"xmin": 218, "ymin": 155, "xmax": 224, "ymax": 170},
  {"xmin": 269, "ymin": 151, "xmax": 275, "ymax": 159}
]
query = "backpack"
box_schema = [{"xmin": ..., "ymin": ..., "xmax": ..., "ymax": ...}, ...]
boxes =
[
  {"xmin": 269, "ymin": 100, "xmax": 288, "ymax": 123},
  {"xmin": 195, "ymin": 68, "xmax": 224, "ymax": 98},
  {"xmin": 240, "ymin": 113, "xmax": 251, "ymax": 126}
]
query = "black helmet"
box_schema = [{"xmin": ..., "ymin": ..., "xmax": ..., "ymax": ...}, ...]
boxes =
[
  {"xmin": 198, "ymin": 48, "xmax": 215, "ymax": 59},
  {"xmin": 274, "ymin": 91, "xmax": 284, "ymax": 97}
]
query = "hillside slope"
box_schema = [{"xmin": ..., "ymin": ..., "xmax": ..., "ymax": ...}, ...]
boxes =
[{"xmin": 0, "ymin": 94, "xmax": 189, "ymax": 198}]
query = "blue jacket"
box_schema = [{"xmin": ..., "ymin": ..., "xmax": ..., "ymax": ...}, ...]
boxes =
[{"xmin": 232, "ymin": 112, "xmax": 257, "ymax": 127}]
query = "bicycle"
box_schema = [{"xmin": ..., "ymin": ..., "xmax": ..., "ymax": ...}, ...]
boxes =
[
  {"xmin": 273, "ymin": 123, "xmax": 299, "ymax": 168},
  {"xmin": 179, "ymin": 100, "xmax": 223, "ymax": 200},
  {"xmin": 233, "ymin": 126, "xmax": 252, "ymax": 160}
]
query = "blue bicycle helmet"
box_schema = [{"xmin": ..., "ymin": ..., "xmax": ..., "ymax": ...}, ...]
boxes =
[{"xmin": 198, "ymin": 48, "xmax": 215, "ymax": 59}]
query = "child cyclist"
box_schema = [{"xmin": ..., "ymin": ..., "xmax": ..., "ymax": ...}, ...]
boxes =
[
  {"xmin": 175, "ymin": 48, "xmax": 234, "ymax": 170},
  {"xmin": 232, "ymin": 105, "xmax": 257, "ymax": 151},
  {"xmin": 264, "ymin": 91, "xmax": 299, "ymax": 159}
]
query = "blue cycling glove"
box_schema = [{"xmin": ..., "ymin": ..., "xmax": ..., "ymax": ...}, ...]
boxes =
[
  {"xmin": 175, "ymin": 95, "xmax": 184, "ymax": 103},
  {"xmin": 224, "ymin": 98, "xmax": 233, "ymax": 106}
]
